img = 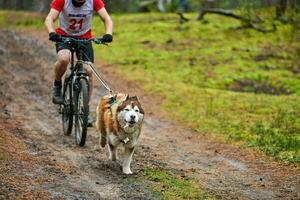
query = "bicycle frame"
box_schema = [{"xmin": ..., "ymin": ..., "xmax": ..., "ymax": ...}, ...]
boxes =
[
  {"xmin": 62, "ymin": 41, "xmax": 90, "ymax": 106},
  {"xmin": 56, "ymin": 36, "xmax": 107, "ymax": 145}
]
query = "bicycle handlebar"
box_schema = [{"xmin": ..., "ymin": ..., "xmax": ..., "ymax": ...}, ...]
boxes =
[{"xmin": 51, "ymin": 36, "xmax": 107, "ymax": 45}]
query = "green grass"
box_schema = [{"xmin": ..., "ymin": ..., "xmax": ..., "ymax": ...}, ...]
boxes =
[
  {"xmin": 0, "ymin": 10, "xmax": 45, "ymax": 29},
  {"xmin": 0, "ymin": 11, "xmax": 298, "ymax": 163},
  {"xmin": 142, "ymin": 168, "xmax": 211, "ymax": 200},
  {"xmin": 92, "ymin": 13, "xmax": 300, "ymax": 163}
]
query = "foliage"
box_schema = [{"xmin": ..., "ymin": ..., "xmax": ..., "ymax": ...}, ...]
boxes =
[
  {"xmin": 142, "ymin": 168, "xmax": 210, "ymax": 200},
  {"xmin": 0, "ymin": 11, "xmax": 45, "ymax": 28},
  {"xmin": 237, "ymin": 0, "xmax": 255, "ymax": 20},
  {"xmin": 0, "ymin": 0, "xmax": 285, "ymax": 13},
  {"xmin": 225, "ymin": 109, "xmax": 300, "ymax": 162},
  {"xmin": 0, "ymin": 0, "xmax": 52, "ymax": 12},
  {"xmin": 248, "ymin": 109, "xmax": 300, "ymax": 162}
]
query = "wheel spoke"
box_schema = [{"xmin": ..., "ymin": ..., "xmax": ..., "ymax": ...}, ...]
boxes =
[
  {"xmin": 62, "ymin": 82, "xmax": 73, "ymax": 136},
  {"xmin": 79, "ymin": 115, "xmax": 84, "ymax": 125},
  {"xmin": 74, "ymin": 79, "xmax": 89, "ymax": 146}
]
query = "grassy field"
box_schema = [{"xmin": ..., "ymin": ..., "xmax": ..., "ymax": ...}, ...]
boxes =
[
  {"xmin": 0, "ymin": 10, "xmax": 298, "ymax": 164},
  {"xmin": 93, "ymin": 13, "xmax": 300, "ymax": 164}
]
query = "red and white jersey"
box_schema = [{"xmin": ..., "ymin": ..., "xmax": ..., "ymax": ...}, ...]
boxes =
[{"xmin": 51, "ymin": 0, "xmax": 104, "ymax": 38}]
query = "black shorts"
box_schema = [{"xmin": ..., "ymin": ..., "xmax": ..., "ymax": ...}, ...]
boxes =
[{"xmin": 55, "ymin": 41, "xmax": 94, "ymax": 63}]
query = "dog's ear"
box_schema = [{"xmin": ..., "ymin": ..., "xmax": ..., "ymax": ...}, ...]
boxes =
[
  {"xmin": 130, "ymin": 96, "xmax": 140, "ymax": 102},
  {"xmin": 120, "ymin": 94, "xmax": 129, "ymax": 103},
  {"xmin": 131, "ymin": 96, "xmax": 144, "ymax": 114},
  {"xmin": 125, "ymin": 94, "xmax": 129, "ymax": 101},
  {"xmin": 117, "ymin": 94, "xmax": 130, "ymax": 113}
]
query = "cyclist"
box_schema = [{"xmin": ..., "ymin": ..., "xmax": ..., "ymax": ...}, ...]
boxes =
[{"xmin": 44, "ymin": 0, "xmax": 113, "ymax": 106}]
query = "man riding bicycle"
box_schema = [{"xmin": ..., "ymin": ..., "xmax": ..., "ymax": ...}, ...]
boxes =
[{"xmin": 44, "ymin": 0, "xmax": 113, "ymax": 108}]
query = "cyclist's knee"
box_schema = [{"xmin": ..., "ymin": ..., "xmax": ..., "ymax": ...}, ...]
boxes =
[
  {"xmin": 84, "ymin": 65, "xmax": 93, "ymax": 77},
  {"xmin": 57, "ymin": 50, "xmax": 70, "ymax": 66},
  {"xmin": 87, "ymin": 70, "xmax": 93, "ymax": 79}
]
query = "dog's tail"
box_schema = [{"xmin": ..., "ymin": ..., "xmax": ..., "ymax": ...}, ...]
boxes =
[{"xmin": 96, "ymin": 99, "xmax": 107, "ymax": 148}]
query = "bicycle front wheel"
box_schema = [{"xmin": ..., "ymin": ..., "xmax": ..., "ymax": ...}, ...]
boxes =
[
  {"xmin": 74, "ymin": 78, "xmax": 89, "ymax": 146},
  {"xmin": 62, "ymin": 79, "xmax": 73, "ymax": 136}
]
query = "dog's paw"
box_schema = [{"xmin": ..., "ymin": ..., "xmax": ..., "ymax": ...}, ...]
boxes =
[
  {"xmin": 122, "ymin": 168, "xmax": 133, "ymax": 175},
  {"xmin": 93, "ymin": 144, "xmax": 101, "ymax": 151},
  {"xmin": 109, "ymin": 155, "xmax": 117, "ymax": 161}
]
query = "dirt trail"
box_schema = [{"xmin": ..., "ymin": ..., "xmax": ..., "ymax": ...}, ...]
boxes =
[{"xmin": 0, "ymin": 30, "xmax": 299, "ymax": 200}]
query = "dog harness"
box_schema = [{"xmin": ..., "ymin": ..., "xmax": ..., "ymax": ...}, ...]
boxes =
[
  {"xmin": 120, "ymin": 137, "xmax": 130, "ymax": 144},
  {"xmin": 108, "ymin": 95, "xmax": 128, "ymax": 144},
  {"xmin": 108, "ymin": 95, "xmax": 116, "ymax": 114}
]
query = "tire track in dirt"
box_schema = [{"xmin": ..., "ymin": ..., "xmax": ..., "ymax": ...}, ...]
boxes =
[
  {"xmin": 0, "ymin": 30, "xmax": 157, "ymax": 200},
  {"xmin": 0, "ymin": 29, "xmax": 299, "ymax": 200}
]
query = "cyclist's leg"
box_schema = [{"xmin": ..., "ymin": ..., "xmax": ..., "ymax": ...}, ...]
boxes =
[
  {"xmin": 80, "ymin": 42, "xmax": 94, "ymax": 97},
  {"xmin": 84, "ymin": 65, "xmax": 93, "ymax": 97},
  {"xmin": 55, "ymin": 50, "xmax": 71, "ymax": 80},
  {"xmin": 52, "ymin": 43, "xmax": 71, "ymax": 104},
  {"xmin": 55, "ymin": 42, "xmax": 72, "ymax": 81}
]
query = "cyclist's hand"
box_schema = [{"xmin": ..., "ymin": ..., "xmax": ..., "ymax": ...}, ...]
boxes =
[
  {"xmin": 102, "ymin": 34, "xmax": 113, "ymax": 43},
  {"xmin": 49, "ymin": 32, "xmax": 62, "ymax": 42}
]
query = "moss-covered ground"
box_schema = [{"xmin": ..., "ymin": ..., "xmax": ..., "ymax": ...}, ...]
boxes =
[{"xmin": 93, "ymin": 13, "xmax": 300, "ymax": 163}]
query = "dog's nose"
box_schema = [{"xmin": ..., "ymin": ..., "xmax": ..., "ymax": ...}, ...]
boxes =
[{"xmin": 130, "ymin": 115, "xmax": 136, "ymax": 120}]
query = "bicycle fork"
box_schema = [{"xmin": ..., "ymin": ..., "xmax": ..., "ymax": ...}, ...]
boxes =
[{"xmin": 72, "ymin": 75, "xmax": 89, "ymax": 113}]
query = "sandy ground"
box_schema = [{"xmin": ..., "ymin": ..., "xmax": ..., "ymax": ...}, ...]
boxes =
[{"xmin": 0, "ymin": 29, "xmax": 299, "ymax": 200}]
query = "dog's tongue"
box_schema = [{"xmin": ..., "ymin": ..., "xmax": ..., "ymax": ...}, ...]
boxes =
[{"xmin": 124, "ymin": 121, "xmax": 134, "ymax": 128}]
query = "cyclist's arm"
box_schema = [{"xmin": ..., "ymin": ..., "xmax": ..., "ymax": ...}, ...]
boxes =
[
  {"xmin": 97, "ymin": 8, "xmax": 113, "ymax": 35},
  {"xmin": 44, "ymin": 8, "xmax": 60, "ymax": 33}
]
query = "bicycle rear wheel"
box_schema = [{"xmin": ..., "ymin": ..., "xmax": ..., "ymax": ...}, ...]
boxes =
[
  {"xmin": 62, "ymin": 79, "xmax": 73, "ymax": 136},
  {"xmin": 74, "ymin": 78, "xmax": 89, "ymax": 146}
]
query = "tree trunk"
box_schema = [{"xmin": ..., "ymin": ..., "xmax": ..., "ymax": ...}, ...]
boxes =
[
  {"xmin": 2, "ymin": 0, "xmax": 11, "ymax": 9},
  {"xmin": 276, "ymin": 0, "xmax": 287, "ymax": 19},
  {"xmin": 16, "ymin": 0, "xmax": 25, "ymax": 10},
  {"xmin": 201, "ymin": 0, "xmax": 217, "ymax": 9},
  {"xmin": 289, "ymin": 0, "xmax": 300, "ymax": 11},
  {"xmin": 33, "ymin": 0, "xmax": 51, "ymax": 13},
  {"xmin": 196, "ymin": 8, "xmax": 277, "ymax": 33}
]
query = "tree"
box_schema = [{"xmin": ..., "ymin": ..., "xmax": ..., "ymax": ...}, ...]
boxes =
[
  {"xmin": 0, "ymin": 0, "xmax": 52, "ymax": 12},
  {"xmin": 276, "ymin": 0, "xmax": 287, "ymax": 20},
  {"xmin": 33, "ymin": 0, "xmax": 52, "ymax": 13}
]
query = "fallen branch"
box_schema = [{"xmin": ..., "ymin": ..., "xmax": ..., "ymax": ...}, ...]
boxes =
[
  {"xmin": 176, "ymin": 12, "xmax": 189, "ymax": 23},
  {"xmin": 139, "ymin": 0, "xmax": 157, "ymax": 7},
  {"xmin": 197, "ymin": 8, "xmax": 249, "ymax": 22},
  {"xmin": 195, "ymin": 8, "xmax": 276, "ymax": 33},
  {"xmin": 238, "ymin": 23, "xmax": 277, "ymax": 33}
]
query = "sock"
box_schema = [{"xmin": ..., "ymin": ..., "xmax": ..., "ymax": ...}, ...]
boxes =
[{"xmin": 54, "ymin": 80, "xmax": 62, "ymax": 87}]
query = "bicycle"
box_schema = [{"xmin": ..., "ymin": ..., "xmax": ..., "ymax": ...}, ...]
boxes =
[{"xmin": 51, "ymin": 36, "xmax": 106, "ymax": 146}]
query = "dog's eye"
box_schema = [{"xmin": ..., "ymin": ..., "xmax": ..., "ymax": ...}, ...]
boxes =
[
  {"xmin": 125, "ymin": 109, "xmax": 130, "ymax": 111},
  {"xmin": 135, "ymin": 109, "xmax": 139, "ymax": 112}
]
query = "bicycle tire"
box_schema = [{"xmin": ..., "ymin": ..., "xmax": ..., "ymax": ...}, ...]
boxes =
[
  {"xmin": 62, "ymin": 78, "xmax": 73, "ymax": 136},
  {"xmin": 74, "ymin": 78, "xmax": 89, "ymax": 146}
]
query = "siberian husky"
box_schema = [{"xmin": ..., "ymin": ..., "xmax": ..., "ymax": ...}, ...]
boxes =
[{"xmin": 96, "ymin": 93, "xmax": 144, "ymax": 174}]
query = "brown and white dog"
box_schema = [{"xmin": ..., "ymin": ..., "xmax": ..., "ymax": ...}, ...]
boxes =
[{"xmin": 96, "ymin": 93, "xmax": 144, "ymax": 174}]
